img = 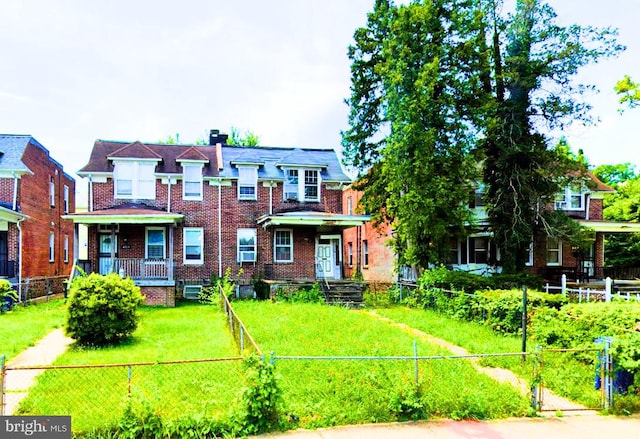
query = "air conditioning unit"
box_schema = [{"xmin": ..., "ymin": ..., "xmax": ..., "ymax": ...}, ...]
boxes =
[
  {"xmin": 183, "ymin": 285, "xmax": 202, "ymax": 300},
  {"xmin": 285, "ymin": 192, "xmax": 299, "ymax": 201},
  {"xmin": 239, "ymin": 251, "xmax": 255, "ymax": 263}
]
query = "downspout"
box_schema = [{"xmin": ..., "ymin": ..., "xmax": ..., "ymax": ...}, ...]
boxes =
[
  {"xmin": 217, "ymin": 180, "xmax": 222, "ymax": 278},
  {"xmin": 269, "ymin": 181, "xmax": 274, "ymax": 215},
  {"xmin": 12, "ymin": 174, "xmax": 18, "ymax": 211},
  {"xmin": 17, "ymin": 218, "xmax": 25, "ymax": 303},
  {"xmin": 167, "ymin": 176, "xmax": 172, "ymax": 212},
  {"xmin": 88, "ymin": 175, "xmax": 94, "ymax": 212},
  {"xmin": 585, "ymin": 194, "xmax": 591, "ymax": 221}
]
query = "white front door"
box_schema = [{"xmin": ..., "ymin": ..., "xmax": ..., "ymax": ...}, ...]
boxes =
[{"xmin": 316, "ymin": 243, "xmax": 334, "ymax": 279}]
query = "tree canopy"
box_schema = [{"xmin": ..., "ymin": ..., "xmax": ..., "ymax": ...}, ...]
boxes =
[
  {"xmin": 615, "ymin": 75, "xmax": 640, "ymax": 110},
  {"xmin": 342, "ymin": 0, "xmax": 623, "ymax": 273}
]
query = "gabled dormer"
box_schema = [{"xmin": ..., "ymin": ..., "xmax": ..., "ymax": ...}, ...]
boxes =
[{"xmin": 108, "ymin": 141, "xmax": 162, "ymax": 200}]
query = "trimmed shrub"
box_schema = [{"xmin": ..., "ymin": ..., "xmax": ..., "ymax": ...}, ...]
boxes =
[
  {"xmin": 0, "ymin": 279, "xmax": 18, "ymax": 313},
  {"xmin": 65, "ymin": 272, "xmax": 145, "ymax": 346}
]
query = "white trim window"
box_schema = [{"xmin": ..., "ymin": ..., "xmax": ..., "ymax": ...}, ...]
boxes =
[
  {"xmin": 546, "ymin": 237, "xmax": 562, "ymax": 266},
  {"xmin": 49, "ymin": 232, "xmax": 55, "ymax": 262},
  {"xmin": 146, "ymin": 227, "xmax": 166, "ymax": 259},
  {"xmin": 347, "ymin": 197, "xmax": 353, "ymax": 215},
  {"xmin": 362, "ymin": 239, "xmax": 369, "ymax": 266},
  {"xmin": 184, "ymin": 228, "xmax": 204, "ymax": 264},
  {"xmin": 555, "ymin": 184, "xmax": 586, "ymax": 210},
  {"xmin": 282, "ymin": 167, "xmax": 321, "ymax": 202},
  {"xmin": 63, "ymin": 185, "xmax": 70, "ymax": 214},
  {"xmin": 347, "ymin": 242, "xmax": 353, "ymax": 266},
  {"xmin": 183, "ymin": 164, "xmax": 203, "ymax": 200},
  {"xmin": 63, "ymin": 235, "xmax": 69, "ymax": 263},
  {"xmin": 114, "ymin": 161, "xmax": 156, "ymax": 199},
  {"xmin": 284, "ymin": 169, "xmax": 299, "ymax": 201},
  {"xmin": 526, "ymin": 241, "xmax": 534, "ymax": 267},
  {"xmin": 237, "ymin": 228, "xmax": 256, "ymax": 263},
  {"xmin": 274, "ymin": 229, "xmax": 293, "ymax": 263},
  {"xmin": 49, "ymin": 176, "xmax": 55, "ymax": 207},
  {"xmin": 238, "ymin": 166, "xmax": 258, "ymax": 200}
]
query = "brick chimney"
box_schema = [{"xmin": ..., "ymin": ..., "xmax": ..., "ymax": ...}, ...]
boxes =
[{"xmin": 209, "ymin": 129, "xmax": 228, "ymax": 146}]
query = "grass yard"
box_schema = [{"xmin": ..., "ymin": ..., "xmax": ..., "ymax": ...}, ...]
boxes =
[
  {"xmin": 232, "ymin": 301, "xmax": 530, "ymax": 428},
  {"xmin": 374, "ymin": 306, "xmax": 604, "ymax": 409},
  {"xmin": 16, "ymin": 301, "xmax": 244, "ymax": 433},
  {"xmin": 0, "ymin": 299, "xmax": 66, "ymax": 361}
]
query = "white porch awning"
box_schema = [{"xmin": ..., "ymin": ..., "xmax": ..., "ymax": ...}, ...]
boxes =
[
  {"xmin": 578, "ymin": 220, "xmax": 640, "ymax": 233},
  {"xmin": 257, "ymin": 211, "xmax": 370, "ymax": 228}
]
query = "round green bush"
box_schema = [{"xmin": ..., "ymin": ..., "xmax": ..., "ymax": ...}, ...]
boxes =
[{"xmin": 65, "ymin": 272, "xmax": 145, "ymax": 346}]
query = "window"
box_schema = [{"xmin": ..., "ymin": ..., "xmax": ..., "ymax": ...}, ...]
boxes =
[
  {"xmin": 282, "ymin": 167, "xmax": 321, "ymax": 202},
  {"xmin": 555, "ymin": 184, "xmax": 585, "ymax": 210},
  {"xmin": 448, "ymin": 238, "xmax": 459, "ymax": 264},
  {"xmin": 238, "ymin": 166, "xmax": 257, "ymax": 200},
  {"xmin": 546, "ymin": 238, "xmax": 562, "ymax": 266},
  {"xmin": 63, "ymin": 235, "xmax": 69, "ymax": 263},
  {"xmin": 114, "ymin": 161, "xmax": 156, "ymax": 199},
  {"xmin": 347, "ymin": 197, "xmax": 353, "ymax": 215},
  {"xmin": 63, "ymin": 185, "xmax": 70, "ymax": 214},
  {"xmin": 469, "ymin": 184, "xmax": 485, "ymax": 208},
  {"xmin": 146, "ymin": 228, "xmax": 166, "ymax": 259},
  {"xmin": 347, "ymin": 242, "xmax": 353, "ymax": 266},
  {"xmin": 284, "ymin": 169, "xmax": 299, "ymax": 200},
  {"xmin": 237, "ymin": 228, "xmax": 256, "ymax": 262},
  {"xmin": 470, "ymin": 237, "xmax": 490, "ymax": 264},
  {"xmin": 183, "ymin": 164, "xmax": 203, "ymax": 200},
  {"xmin": 274, "ymin": 229, "xmax": 293, "ymax": 262},
  {"xmin": 304, "ymin": 170, "xmax": 319, "ymax": 201},
  {"xmin": 49, "ymin": 177, "xmax": 55, "ymax": 207},
  {"xmin": 184, "ymin": 228, "xmax": 203, "ymax": 264},
  {"xmin": 362, "ymin": 239, "xmax": 369, "ymax": 266},
  {"xmin": 526, "ymin": 241, "xmax": 534, "ymax": 266},
  {"xmin": 49, "ymin": 232, "xmax": 55, "ymax": 262}
]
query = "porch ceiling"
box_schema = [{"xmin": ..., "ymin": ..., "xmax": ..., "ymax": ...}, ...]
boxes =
[
  {"xmin": 257, "ymin": 211, "xmax": 371, "ymax": 228},
  {"xmin": 62, "ymin": 207, "xmax": 183, "ymax": 225},
  {"xmin": 578, "ymin": 220, "xmax": 640, "ymax": 233}
]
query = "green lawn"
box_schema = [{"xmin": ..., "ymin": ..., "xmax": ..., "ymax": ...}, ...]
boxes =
[
  {"xmin": 232, "ymin": 301, "xmax": 530, "ymax": 428},
  {"xmin": 373, "ymin": 306, "xmax": 604, "ymax": 409},
  {"xmin": 0, "ymin": 299, "xmax": 66, "ymax": 361},
  {"xmin": 16, "ymin": 302, "xmax": 244, "ymax": 432}
]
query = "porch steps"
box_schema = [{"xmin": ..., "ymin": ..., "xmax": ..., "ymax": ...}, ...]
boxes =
[{"xmin": 321, "ymin": 280, "xmax": 365, "ymax": 306}]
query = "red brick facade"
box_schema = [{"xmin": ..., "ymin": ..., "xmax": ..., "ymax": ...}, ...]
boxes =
[{"xmin": 0, "ymin": 136, "xmax": 75, "ymax": 299}]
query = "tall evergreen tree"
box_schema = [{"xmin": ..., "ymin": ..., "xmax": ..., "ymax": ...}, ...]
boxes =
[{"xmin": 343, "ymin": 0, "xmax": 623, "ymax": 272}]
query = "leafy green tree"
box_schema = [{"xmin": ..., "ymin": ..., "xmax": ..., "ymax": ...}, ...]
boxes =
[
  {"xmin": 228, "ymin": 127, "xmax": 260, "ymax": 146},
  {"xmin": 601, "ymin": 176, "xmax": 640, "ymax": 267},
  {"xmin": 615, "ymin": 75, "xmax": 640, "ymax": 109},
  {"xmin": 342, "ymin": 0, "xmax": 622, "ymax": 272},
  {"xmin": 593, "ymin": 163, "xmax": 637, "ymax": 186}
]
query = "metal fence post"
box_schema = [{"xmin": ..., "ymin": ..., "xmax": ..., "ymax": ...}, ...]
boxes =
[
  {"xmin": 229, "ymin": 312, "xmax": 234, "ymax": 335},
  {"xmin": 413, "ymin": 340, "xmax": 419, "ymax": 385},
  {"xmin": 240, "ymin": 326, "xmax": 245, "ymax": 351},
  {"xmin": 127, "ymin": 365, "xmax": 132, "ymax": 395},
  {"xmin": 603, "ymin": 339, "xmax": 614, "ymax": 409},
  {"xmin": 270, "ymin": 351, "xmax": 275, "ymax": 366},
  {"xmin": 1, "ymin": 355, "xmax": 5, "ymax": 415},
  {"xmin": 561, "ymin": 274, "xmax": 567, "ymax": 297}
]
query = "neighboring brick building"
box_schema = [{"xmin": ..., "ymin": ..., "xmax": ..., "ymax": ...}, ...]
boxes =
[
  {"xmin": 342, "ymin": 187, "xmax": 395, "ymax": 282},
  {"xmin": 344, "ymin": 172, "xmax": 640, "ymax": 283},
  {"xmin": 0, "ymin": 135, "xmax": 76, "ymax": 300},
  {"xmin": 66, "ymin": 131, "xmax": 369, "ymax": 305}
]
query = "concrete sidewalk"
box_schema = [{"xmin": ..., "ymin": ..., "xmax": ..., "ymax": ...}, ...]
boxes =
[
  {"xmin": 260, "ymin": 415, "xmax": 640, "ymax": 439},
  {"xmin": 2, "ymin": 328, "xmax": 74, "ymax": 414}
]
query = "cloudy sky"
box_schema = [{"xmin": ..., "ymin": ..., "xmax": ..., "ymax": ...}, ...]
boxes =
[{"xmin": 1, "ymin": 0, "xmax": 638, "ymax": 196}]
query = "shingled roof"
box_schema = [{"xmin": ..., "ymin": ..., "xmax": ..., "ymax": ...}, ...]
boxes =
[{"xmin": 78, "ymin": 140, "xmax": 218, "ymax": 177}]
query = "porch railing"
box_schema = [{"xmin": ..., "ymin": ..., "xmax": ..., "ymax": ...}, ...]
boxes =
[{"xmin": 112, "ymin": 258, "xmax": 173, "ymax": 281}]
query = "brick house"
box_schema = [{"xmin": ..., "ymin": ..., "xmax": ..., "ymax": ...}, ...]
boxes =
[
  {"xmin": 65, "ymin": 131, "xmax": 369, "ymax": 305},
  {"xmin": 344, "ymin": 171, "xmax": 640, "ymax": 283},
  {"xmin": 0, "ymin": 135, "xmax": 76, "ymax": 300}
]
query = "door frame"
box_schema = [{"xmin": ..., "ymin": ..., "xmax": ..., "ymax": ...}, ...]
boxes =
[{"xmin": 315, "ymin": 234, "xmax": 342, "ymax": 279}]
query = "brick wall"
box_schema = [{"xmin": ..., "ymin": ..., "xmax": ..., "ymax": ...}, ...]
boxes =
[{"xmin": 17, "ymin": 142, "xmax": 75, "ymax": 280}]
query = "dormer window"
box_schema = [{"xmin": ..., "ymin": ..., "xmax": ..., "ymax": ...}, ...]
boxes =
[
  {"xmin": 555, "ymin": 183, "xmax": 586, "ymax": 211},
  {"xmin": 183, "ymin": 163, "xmax": 203, "ymax": 200},
  {"xmin": 114, "ymin": 160, "xmax": 156, "ymax": 199},
  {"xmin": 282, "ymin": 167, "xmax": 321, "ymax": 202},
  {"xmin": 238, "ymin": 166, "xmax": 258, "ymax": 200}
]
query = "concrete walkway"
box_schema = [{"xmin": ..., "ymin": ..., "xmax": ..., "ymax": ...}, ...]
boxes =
[
  {"xmin": 2, "ymin": 328, "xmax": 74, "ymax": 414},
  {"xmin": 366, "ymin": 311, "xmax": 592, "ymax": 413},
  {"xmin": 260, "ymin": 415, "xmax": 640, "ymax": 439}
]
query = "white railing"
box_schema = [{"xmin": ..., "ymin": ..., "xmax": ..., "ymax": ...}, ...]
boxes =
[
  {"xmin": 544, "ymin": 274, "xmax": 640, "ymax": 303},
  {"xmin": 112, "ymin": 258, "xmax": 173, "ymax": 281}
]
